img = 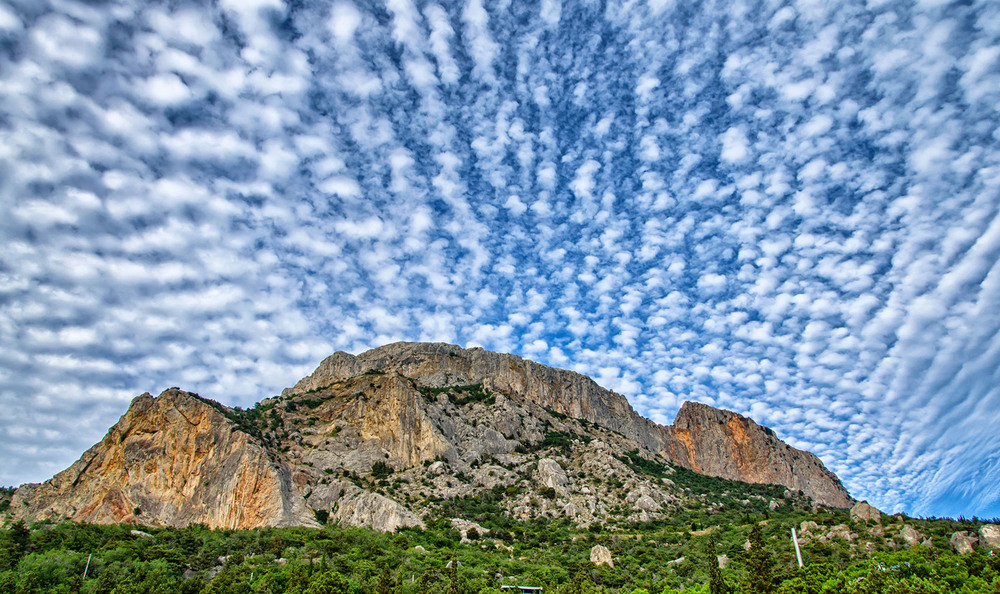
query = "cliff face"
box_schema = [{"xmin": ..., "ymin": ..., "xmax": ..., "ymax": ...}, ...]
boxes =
[
  {"xmin": 11, "ymin": 389, "xmax": 312, "ymax": 529},
  {"xmin": 663, "ymin": 402, "xmax": 853, "ymax": 508},
  {"xmin": 289, "ymin": 343, "xmax": 853, "ymax": 508},
  {"xmin": 12, "ymin": 342, "xmax": 854, "ymax": 531}
]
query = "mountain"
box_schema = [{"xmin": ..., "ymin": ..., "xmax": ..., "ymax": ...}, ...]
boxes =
[{"xmin": 9, "ymin": 342, "xmax": 853, "ymax": 531}]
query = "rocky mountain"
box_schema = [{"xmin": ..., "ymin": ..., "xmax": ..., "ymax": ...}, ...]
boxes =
[{"xmin": 10, "ymin": 342, "xmax": 853, "ymax": 531}]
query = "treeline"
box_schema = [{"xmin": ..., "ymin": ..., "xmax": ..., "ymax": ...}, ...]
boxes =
[{"xmin": 2, "ymin": 511, "xmax": 1000, "ymax": 594}]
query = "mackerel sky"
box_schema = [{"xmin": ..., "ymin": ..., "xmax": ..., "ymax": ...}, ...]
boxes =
[{"xmin": 2, "ymin": 0, "xmax": 999, "ymax": 518}]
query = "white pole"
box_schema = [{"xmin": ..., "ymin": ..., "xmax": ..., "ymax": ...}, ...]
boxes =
[
  {"xmin": 791, "ymin": 528, "xmax": 803, "ymax": 568},
  {"xmin": 83, "ymin": 553, "xmax": 92, "ymax": 578}
]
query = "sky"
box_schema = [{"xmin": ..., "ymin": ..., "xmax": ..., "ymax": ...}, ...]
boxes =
[{"xmin": 1, "ymin": 0, "xmax": 999, "ymax": 519}]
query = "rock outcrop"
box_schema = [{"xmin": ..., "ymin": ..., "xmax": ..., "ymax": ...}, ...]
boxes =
[
  {"xmin": 951, "ymin": 531, "xmax": 979, "ymax": 555},
  {"xmin": 980, "ymin": 525, "xmax": 1000, "ymax": 552},
  {"xmin": 850, "ymin": 501, "xmax": 882, "ymax": 524},
  {"xmin": 10, "ymin": 389, "xmax": 312, "ymax": 529},
  {"xmin": 898, "ymin": 525, "xmax": 922, "ymax": 548},
  {"xmin": 590, "ymin": 544, "xmax": 614, "ymax": 567}
]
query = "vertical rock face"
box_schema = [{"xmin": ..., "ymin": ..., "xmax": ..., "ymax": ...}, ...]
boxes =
[
  {"xmin": 284, "ymin": 343, "xmax": 853, "ymax": 508},
  {"xmin": 286, "ymin": 343, "xmax": 663, "ymax": 451},
  {"xmin": 661, "ymin": 402, "xmax": 854, "ymax": 509},
  {"xmin": 11, "ymin": 389, "xmax": 312, "ymax": 529}
]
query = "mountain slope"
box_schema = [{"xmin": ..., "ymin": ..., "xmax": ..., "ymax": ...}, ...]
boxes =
[{"xmin": 11, "ymin": 342, "xmax": 853, "ymax": 531}]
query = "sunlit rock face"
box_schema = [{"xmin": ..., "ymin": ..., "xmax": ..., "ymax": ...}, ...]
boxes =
[
  {"xmin": 11, "ymin": 389, "xmax": 313, "ymax": 529},
  {"xmin": 12, "ymin": 342, "xmax": 853, "ymax": 531}
]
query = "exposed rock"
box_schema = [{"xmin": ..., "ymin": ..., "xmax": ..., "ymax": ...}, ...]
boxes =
[
  {"xmin": 850, "ymin": 501, "xmax": 882, "ymax": 524},
  {"xmin": 413, "ymin": 545, "xmax": 426, "ymax": 553},
  {"xmin": 664, "ymin": 402, "xmax": 852, "ymax": 508},
  {"xmin": 667, "ymin": 557, "xmax": 686, "ymax": 565},
  {"xmin": 130, "ymin": 530, "xmax": 154, "ymax": 539},
  {"xmin": 951, "ymin": 531, "xmax": 979, "ymax": 555},
  {"xmin": 291, "ymin": 343, "xmax": 853, "ymax": 508},
  {"xmin": 11, "ymin": 342, "xmax": 857, "ymax": 531},
  {"xmin": 330, "ymin": 491, "xmax": 423, "ymax": 533},
  {"xmin": 898, "ymin": 525, "xmax": 922, "ymax": 548},
  {"xmin": 980, "ymin": 525, "xmax": 1000, "ymax": 551},
  {"xmin": 634, "ymin": 495, "xmax": 660, "ymax": 512},
  {"xmin": 590, "ymin": 544, "xmax": 614, "ymax": 567},
  {"xmin": 536, "ymin": 458, "xmax": 569, "ymax": 491},
  {"xmin": 768, "ymin": 500, "xmax": 779, "ymax": 511},
  {"xmin": 827, "ymin": 524, "xmax": 854, "ymax": 541},
  {"xmin": 10, "ymin": 389, "xmax": 312, "ymax": 529}
]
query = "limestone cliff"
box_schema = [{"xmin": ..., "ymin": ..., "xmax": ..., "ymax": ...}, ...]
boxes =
[
  {"xmin": 11, "ymin": 389, "xmax": 313, "ymax": 529},
  {"xmin": 11, "ymin": 342, "xmax": 854, "ymax": 532},
  {"xmin": 287, "ymin": 342, "xmax": 853, "ymax": 508},
  {"xmin": 663, "ymin": 402, "xmax": 853, "ymax": 508}
]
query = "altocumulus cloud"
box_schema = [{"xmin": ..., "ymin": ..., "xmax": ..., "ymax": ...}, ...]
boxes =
[{"xmin": 1, "ymin": 0, "xmax": 999, "ymax": 518}]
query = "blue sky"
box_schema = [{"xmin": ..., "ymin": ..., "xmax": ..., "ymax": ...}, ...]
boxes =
[{"xmin": 1, "ymin": 0, "xmax": 999, "ymax": 519}]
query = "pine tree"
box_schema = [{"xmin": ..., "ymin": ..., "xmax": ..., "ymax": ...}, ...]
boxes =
[
  {"xmin": 705, "ymin": 532, "xmax": 729, "ymax": 594},
  {"xmin": 742, "ymin": 524, "xmax": 774, "ymax": 594}
]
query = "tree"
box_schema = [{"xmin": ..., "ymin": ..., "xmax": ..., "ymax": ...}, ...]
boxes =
[
  {"xmin": 742, "ymin": 524, "xmax": 774, "ymax": 594},
  {"xmin": 705, "ymin": 533, "xmax": 729, "ymax": 594},
  {"xmin": 306, "ymin": 570, "xmax": 350, "ymax": 594}
]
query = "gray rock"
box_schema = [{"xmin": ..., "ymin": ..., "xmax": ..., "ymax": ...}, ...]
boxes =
[
  {"xmin": 590, "ymin": 544, "xmax": 614, "ymax": 567},
  {"xmin": 898, "ymin": 525, "xmax": 922, "ymax": 548},
  {"xmin": 634, "ymin": 495, "xmax": 660, "ymax": 512},
  {"xmin": 951, "ymin": 531, "xmax": 979, "ymax": 555},
  {"xmin": 536, "ymin": 458, "xmax": 568, "ymax": 490},
  {"xmin": 850, "ymin": 501, "xmax": 882, "ymax": 524},
  {"xmin": 768, "ymin": 500, "xmax": 779, "ymax": 511},
  {"xmin": 329, "ymin": 491, "xmax": 423, "ymax": 532},
  {"xmin": 717, "ymin": 554, "xmax": 729, "ymax": 569},
  {"xmin": 980, "ymin": 525, "xmax": 1000, "ymax": 551}
]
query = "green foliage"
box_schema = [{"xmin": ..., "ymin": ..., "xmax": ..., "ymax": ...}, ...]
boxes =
[
  {"xmin": 1, "ymin": 509, "xmax": 997, "ymax": 594},
  {"xmin": 741, "ymin": 524, "xmax": 775, "ymax": 593},
  {"xmin": 419, "ymin": 384, "xmax": 496, "ymax": 406},
  {"xmin": 315, "ymin": 509, "xmax": 330, "ymax": 525},
  {"xmin": 371, "ymin": 462, "xmax": 394, "ymax": 480}
]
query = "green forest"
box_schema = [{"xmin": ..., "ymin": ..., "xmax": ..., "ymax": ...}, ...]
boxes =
[{"xmin": 2, "ymin": 502, "xmax": 999, "ymax": 594}]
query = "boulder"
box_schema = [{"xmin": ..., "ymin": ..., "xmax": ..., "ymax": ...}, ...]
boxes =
[
  {"xmin": 951, "ymin": 531, "xmax": 979, "ymax": 555},
  {"xmin": 717, "ymin": 554, "xmax": 729, "ymax": 569},
  {"xmin": 590, "ymin": 544, "xmax": 613, "ymax": 567},
  {"xmin": 850, "ymin": 501, "xmax": 882, "ymax": 524},
  {"xmin": 898, "ymin": 525, "xmax": 922, "ymax": 548},
  {"xmin": 634, "ymin": 495, "xmax": 660, "ymax": 512},
  {"xmin": 329, "ymin": 491, "xmax": 423, "ymax": 533},
  {"xmin": 980, "ymin": 525, "xmax": 1000, "ymax": 552},
  {"xmin": 536, "ymin": 458, "xmax": 568, "ymax": 490}
]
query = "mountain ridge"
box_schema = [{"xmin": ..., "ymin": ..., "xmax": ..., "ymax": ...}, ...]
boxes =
[{"xmin": 10, "ymin": 342, "xmax": 853, "ymax": 531}]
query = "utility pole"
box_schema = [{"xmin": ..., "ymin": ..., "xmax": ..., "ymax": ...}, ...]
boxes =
[{"xmin": 791, "ymin": 528, "xmax": 803, "ymax": 568}]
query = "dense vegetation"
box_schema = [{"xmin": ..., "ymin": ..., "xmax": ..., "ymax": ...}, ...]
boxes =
[{"xmin": 3, "ymin": 504, "xmax": 999, "ymax": 593}]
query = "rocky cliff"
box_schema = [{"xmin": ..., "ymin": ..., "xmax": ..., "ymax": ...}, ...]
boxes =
[
  {"xmin": 11, "ymin": 389, "xmax": 313, "ymax": 529},
  {"xmin": 11, "ymin": 342, "xmax": 853, "ymax": 531}
]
